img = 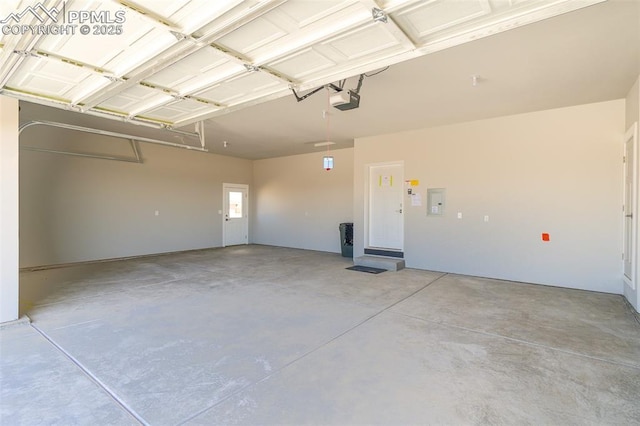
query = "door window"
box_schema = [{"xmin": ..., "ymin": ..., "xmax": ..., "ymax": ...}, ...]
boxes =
[{"xmin": 229, "ymin": 191, "xmax": 243, "ymax": 218}]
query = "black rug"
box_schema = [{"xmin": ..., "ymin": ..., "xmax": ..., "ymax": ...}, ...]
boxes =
[{"xmin": 346, "ymin": 265, "xmax": 386, "ymax": 274}]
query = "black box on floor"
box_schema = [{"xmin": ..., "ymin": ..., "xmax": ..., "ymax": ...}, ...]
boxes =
[{"xmin": 339, "ymin": 223, "xmax": 353, "ymax": 258}]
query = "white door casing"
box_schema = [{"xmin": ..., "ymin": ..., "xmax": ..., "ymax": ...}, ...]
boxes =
[
  {"xmin": 223, "ymin": 183, "xmax": 248, "ymax": 247},
  {"xmin": 623, "ymin": 123, "xmax": 638, "ymax": 289},
  {"xmin": 367, "ymin": 162, "xmax": 404, "ymax": 250}
]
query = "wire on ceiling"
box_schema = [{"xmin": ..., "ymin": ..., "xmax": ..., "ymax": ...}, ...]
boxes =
[
  {"xmin": 364, "ymin": 67, "xmax": 389, "ymax": 77},
  {"xmin": 290, "ymin": 66, "xmax": 390, "ymax": 108}
]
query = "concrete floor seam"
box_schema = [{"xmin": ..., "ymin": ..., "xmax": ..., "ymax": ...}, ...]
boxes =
[
  {"xmin": 51, "ymin": 319, "xmax": 102, "ymax": 331},
  {"xmin": 396, "ymin": 312, "xmax": 640, "ymax": 371},
  {"xmin": 176, "ymin": 272, "xmax": 450, "ymax": 425},
  {"xmin": 29, "ymin": 323, "xmax": 149, "ymax": 426},
  {"xmin": 380, "ymin": 272, "xmax": 449, "ymax": 309},
  {"xmin": 176, "ymin": 308, "xmax": 398, "ymax": 424}
]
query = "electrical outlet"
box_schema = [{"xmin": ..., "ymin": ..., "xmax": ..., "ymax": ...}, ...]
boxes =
[{"xmin": 484, "ymin": 215, "xmax": 489, "ymax": 222}]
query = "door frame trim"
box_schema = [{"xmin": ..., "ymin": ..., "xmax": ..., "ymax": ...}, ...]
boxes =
[
  {"xmin": 364, "ymin": 161, "xmax": 404, "ymax": 251},
  {"xmin": 623, "ymin": 123, "xmax": 638, "ymax": 290},
  {"xmin": 222, "ymin": 183, "xmax": 249, "ymax": 247}
]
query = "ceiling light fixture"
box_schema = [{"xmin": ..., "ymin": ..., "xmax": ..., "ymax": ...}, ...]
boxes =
[
  {"xmin": 314, "ymin": 141, "xmax": 335, "ymax": 147},
  {"xmin": 372, "ymin": 8, "xmax": 388, "ymax": 23},
  {"xmin": 244, "ymin": 64, "xmax": 260, "ymax": 72},
  {"xmin": 323, "ymin": 155, "xmax": 334, "ymax": 171}
]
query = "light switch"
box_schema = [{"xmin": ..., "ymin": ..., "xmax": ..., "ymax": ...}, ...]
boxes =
[
  {"xmin": 155, "ymin": 210, "xmax": 159, "ymax": 216},
  {"xmin": 457, "ymin": 212, "xmax": 463, "ymax": 219},
  {"xmin": 484, "ymin": 215, "xmax": 489, "ymax": 222}
]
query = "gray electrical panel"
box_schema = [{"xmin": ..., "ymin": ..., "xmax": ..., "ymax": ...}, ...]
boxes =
[{"xmin": 427, "ymin": 188, "xmax": 446, "ymax": 216}]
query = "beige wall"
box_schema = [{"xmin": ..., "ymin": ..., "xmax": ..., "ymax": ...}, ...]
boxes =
[
  {"xmin": 252, "ymin": 149, "xmax": 353, "ymax": 253},
  {"xmin": 355, "ymin": 100, "xmax": 625, "ymax": 293},
  {"xmin": 20, "ymin": 128, "xmax": 252, "ymax": 267},
  {"xmin": 19, "ymin": 98, "xmax": 631, "ymax": 298},
  {"xmin": 625, "ymin": 76, "xmax": 640, "ymax": 310}
]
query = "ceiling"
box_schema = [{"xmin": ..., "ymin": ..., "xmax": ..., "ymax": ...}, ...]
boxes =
[{"xmin": 5, "ymin": 0, "xmax": 640, "ymax": 160}]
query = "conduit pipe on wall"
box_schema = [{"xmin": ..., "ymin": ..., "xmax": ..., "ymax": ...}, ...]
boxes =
[{"xmin": 19, "ymin": 120, "xmax": 208, "ymax": 163}]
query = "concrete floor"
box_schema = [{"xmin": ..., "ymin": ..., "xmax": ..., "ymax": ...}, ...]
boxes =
[{"xmin": 2, "ymin": 245, "xmax": 640, "ymax": 425}]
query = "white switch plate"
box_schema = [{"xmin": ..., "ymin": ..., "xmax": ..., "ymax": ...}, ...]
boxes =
[
  {"xmin": 457, "ymin": 212, "xmax": 462, "ymax": 219},
  {"xmin": 155, "ymin": 210, "xmax": 159, "ymax": 216},
  {"xmin": 484, "ymin": 215, "xmax": 489, "ymax": 222},
  {"xmin": 218, "ymin": 210, "xmax": 222, "ymax": 215}
]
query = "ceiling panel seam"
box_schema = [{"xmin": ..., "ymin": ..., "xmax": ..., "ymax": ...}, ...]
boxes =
[
  {"xmin": 74, "ymin": 0, "xmax": 289, "ymax": 112},
  {"xmin": 357, "ymin": 0, "xmax": 416, "ymax": 50}
]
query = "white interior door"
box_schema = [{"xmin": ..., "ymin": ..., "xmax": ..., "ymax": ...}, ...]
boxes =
[
  {"xmin": 223, "ymin": 184, "xmax": 248, "ymax": 247},
  {"xmin": 623, "ymin": 124, "xmax": 637, "ymax": 288},
  {"xmin": 368, "ymin": 163, "xmax": 404, "ymax": 250}
]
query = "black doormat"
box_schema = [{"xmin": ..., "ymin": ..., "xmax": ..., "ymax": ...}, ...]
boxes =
[{"xmin": 346, "ymin": 265, "xmax": 386, "ymax": 274}]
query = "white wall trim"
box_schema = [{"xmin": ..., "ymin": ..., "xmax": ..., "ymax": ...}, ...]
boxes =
[
  {"xmin": 623, "ymin": 122, "xmax": 638, "ymax": 292},
  {"xmin": 0, "ymin": 96, "xmax": 20, "ymax": 323}
]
